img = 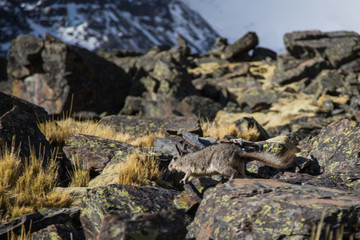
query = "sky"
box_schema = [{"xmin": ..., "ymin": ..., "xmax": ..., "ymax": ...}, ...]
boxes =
[{"xmin": 183, "ymin": 0, "xmax": 360, "ymax": 53}]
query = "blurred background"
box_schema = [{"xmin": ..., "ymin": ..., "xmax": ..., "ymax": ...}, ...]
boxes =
[{"xmin": 184, "ymin": 0, "xmax": 360, "ymax": 52}]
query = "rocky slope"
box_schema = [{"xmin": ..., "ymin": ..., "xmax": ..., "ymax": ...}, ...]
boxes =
[
  {"xmin": 1, "ymin": 29, "xmax": 360, "ymax": 239},
  {"xmin": 0, "ymin": 0, "xmax": 219, "ymax": 58}
]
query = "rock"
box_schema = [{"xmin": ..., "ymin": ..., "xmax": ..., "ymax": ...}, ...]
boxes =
[
  {"xmin": 0, "ymin": 57, "xmax": 7, "ymax": 81},
  {"xmin": 63, "ymin": 134, "xmax": 136, "ymax": 177},
  {"xmin": 8, "ymin": 34, "xmax": 131, "ymax": 115},
  {"xmin": 187, "ymin": 179, "xmax": 360, "ymax": 240},
  {"xmin": 284, "ymin": 30, "xmax": 360, "ymax": 67},
  {"xmin": 177, "ymin": 95, "xmax": 223, "ymax": 120},
  {"xmin": 182, "ymin": 132, "xmax": 206, "ymax": 150},
  {"xmin": 174, "ymin": 178, "xmax": 219, "ymax": 213},
  {"xmin": 224, "ymin": 32, "xmax": 258, "ymax": 60},
  {"xmin": 0, "ymin": 207, "xmax": 84, "ymax": 239},
  {"xmin": 0, "ymin": 105, "xmax": 52, "ymax": 166},
  {"xmin": 174, "ymin": 185, "xmax": 202, "ymax": 214},
  {"xmin": 237, "ymin": 87, "xmax": 279, "ymax": 112},
  {"xmin": 54, "ymin": 187, "xmax": 89, "ymax": 207},
  {"xmin": 272, "ymin": 55, "xmax": 329, "ymax": 85},
  {"xmin": 234, "ymin": 117, "xmax": 269, "ymax": 141},
  {"xmin": 0, "ymin": 57, "xmax": 10, "ymax": 94},
  {"xmin": 341, "ymin": 57, "xmax": 360, "ymax": 73},
  {"xmin": 88, "ymin": 163, "xmax": 121, "ymax": 187},
  {"xmin": 299, "ymin": 118, "xmax": 360, "ymax": 190},
  {"xmin": 100, "ymin": 115, "xmax": 202, "ymax": 136},
  {"xmin": 152, "ymin": 138, "xmax": 183, "ymax": 156},
  {"xmin": 250, "ymin": 47, "xmax": 277, "ymax": 61},
  {"xmin": 80, "ymin": 184, "xmax": 179, "ymax": 239},
  {"xmin": 199, "ymin": 137, "xmax": 218, "ymax": 146},
  {"xmin": 274, "ymin": 172, "xmax": 352, "ymax": 191},
  {"xmin": 119, "ymin": 96, "xmax": 143, "ymax": 115},
  {"xmin": 0, "ymin": 91, "xmax": 49, "ymax": 122},
  {"xmin": 98, "ymin": 209, "xmax": 187, "ymax": 240},
  {"xmin": 304, "ymin": 70, "xmax": 346, "ymax": 98}
]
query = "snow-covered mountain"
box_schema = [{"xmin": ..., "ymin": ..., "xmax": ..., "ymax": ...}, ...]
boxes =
[{"xmin": 0, "ymin": 0, "xmax": 219, "ymax": 58}]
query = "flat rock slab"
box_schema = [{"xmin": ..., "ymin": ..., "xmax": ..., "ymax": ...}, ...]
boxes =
[
  {"xmin": 187, "ymin": 179, "xmax": 360, "ymax": 240},
  {"xmin": 100, "ymin": 115, "xmax": 202, "ymax": 136},
  {"xmin": 274, "ymin": 172, "xmax": 353, "ymax": 191},
  {"xmin": 80, "ymin": 184, "xmax": 179, "ymax": 239},
  {"xmin": 299, "ymin": 118, "xmax": 360, "ymax": 190}
]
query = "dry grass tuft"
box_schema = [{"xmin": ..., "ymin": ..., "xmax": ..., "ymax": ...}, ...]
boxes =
[
  {"xmin": 8, "ymin": 221, "xmax": 32, "ymax": 240},
  {"xmin": 118, "ymin": 151, "xmax": 163, "ymax": 186},
  {"xmin": 201, "ymin": 120, "xmax": 260, "ymax": 141},
  {"xmin": 310, "ymin": 208, "xmax": 351, "ymax": 240},
  {"xmin": 52, "ymin": 118, "xmax": 164, "ymax": 146},
  {"xmin": 0, "ymin": 148, "xmax": 72, "ymax": 221},
  {"xmin": 38, "ymin": 120, "xmax": 74, "ymax": 149},
  {"xmin": 69, "ymin": 156, "xmax": 90, "ymax": 187},
  {"xmin": 128, "ymin": 133, "xmax": 161, "ymax": 147}
]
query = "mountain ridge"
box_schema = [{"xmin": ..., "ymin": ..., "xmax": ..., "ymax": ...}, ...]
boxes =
[{"xmin": 0, "ymin": 0, "xmax": 219, "ymax": 58}]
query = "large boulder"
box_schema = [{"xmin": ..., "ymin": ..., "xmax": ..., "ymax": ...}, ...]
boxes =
[
  {"xmin": 187, "ymin": 179, "xmax": 360, "ymax": 239},
  {"xmin": 8, "ymin": 34, "xmax": 131, "ymax": 115},
  {"xmin": 299, "ymin": 118, "xmax": 360, "ymax": 190},
  {"xmin": 80, "ymin": 184, "xmax": 179, "ymax": 239}
]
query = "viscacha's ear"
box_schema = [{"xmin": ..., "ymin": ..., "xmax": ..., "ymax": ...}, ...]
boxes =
[
  {"xmin": 175, "ymin": 144, "xmax": 183, "ymax": 156},
  {"xmin": 181, "ymin": 142, "xmax": 190, "ymax": 155}
]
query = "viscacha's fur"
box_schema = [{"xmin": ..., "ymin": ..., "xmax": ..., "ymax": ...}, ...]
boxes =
[{"xmin": 168, "ymin": 143, "xmax": 295, "ymax": 184}]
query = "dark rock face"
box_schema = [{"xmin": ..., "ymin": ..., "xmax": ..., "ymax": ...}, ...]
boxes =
[
  {"xmin": 98, "ymin": 209, "xmax": 187, "ymax": 240},
  {"xmin": 8, "ymin": 34, "xmax": 131, "ymax": 115},
  {"xmin": 0, "ymin": 0, "xmax": 219, "ymax": 57},
  {"xmin": 0, "ymin": 105, "xmax": 52, "ymax": 165},
  {"xmin": 187, "ymin": 179, "xmax": 360, "ymax": 240},
  {"xmin": 80, "ymin": 184, "xmax": 179, "ymax": 239},
  {"xmin": 299, "ymin": 118, "xmax": 360, "ymax": 190}
]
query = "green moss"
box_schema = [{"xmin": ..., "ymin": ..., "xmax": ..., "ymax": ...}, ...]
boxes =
[
  {"xmin": 49, "ymin": 232, "xmax": 62, "ymax": 240},
  {"xmin": 173, "ymin": 197, "xmax": 189, "ymax": 210},
  {"xmin": 224, "ymin": 215, "xmax": 236, "ymax": 223}
]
